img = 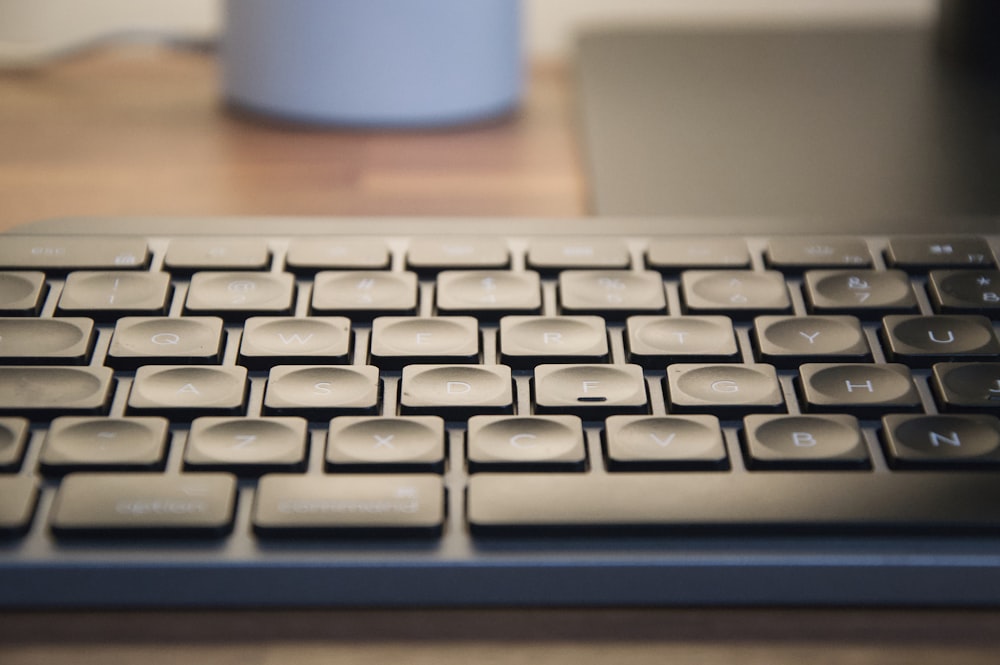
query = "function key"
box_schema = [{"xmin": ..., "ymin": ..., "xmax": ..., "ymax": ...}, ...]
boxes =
[
  {"xmin": 499, "ymin": 315, "xmax": 608, "ymax": 367},
  {"xmin": 0, "ymin": 236, "xmax": 148, "ymax": 272},
  {"xmin": 647, "ymin": 237, "xmax": 750, "ymax": 272},
  {"xmin": 626, "ymin": 315, "xmax": 738, "ymax": 365},
  {"xmin": 406, "ymin": 237, "xmax": 509, "ymax": 272},
  {"xmin": 436, "ymin": 270, "xmax": 541, "ymax": 318},
  {"xmin": 742, "ymin": 414, "xmax": 869, "ymax": 470},
  {"xmin": 604, "ymin": 414, "xmax": 727, "ymax": 470},
  {"xmin": 0, "ymin": 366, "xmax": 113, "ymax": 417},
  {"xmin": 0, "ymin": 272, "xmax": 47, "ymax": 315},
  {"xmin": 928, "ymin": 270, "xmax": 1000, "ymax": 314},
  {"xmin": 765, "ymin": 237, "xmax": 871, "ymax": 271},
  {"xmin": 886, "ymin": 236, "xmax": 996, "ymax": 271},
  {"xmin": 0, "ymin": 476, "xmax": 38, "ymax": 537},
  {"xmin": 466, "ymin": 415, "xmax": 586, "ymax": 472},
  {"xmin": 803, "ymin": 269, "xmax": 917, "ymax": 316},
  {"xmin": 881, "ymin": 315, "xmax": 1000, "ymax": 367},
  {"xmin": 107, "ymin": 316, "xmax": 224, "ymax": 368},
  {"xmin": 184, "ymin": 271, "xmax": 295, "ymax": 320},
  {"xmin": 184, "ymin": 416, "xmax": 308, "ymax": 475},
  {"xmin": 533, "ymin": 364, "xmax": 647, "ymax": 417},
  {"xmin": 239, "ymin": 316, "xmax": 351, "ymax": 368},
  {"xmin": 165, "ymin": 238, "xmax": 270, "ymax": 272},
  {"xmin": 527, "ymin": 238, "xmax": 630, "ymax": 271},
  {"xmin": 312, "ymin": 271, "xmax": 417, "ymax": 318},
  {"xmin": 57, "ymin": 271, "xmax": 171, "ymax": 320},
  {"xmin": 370, "ymin": 316, "xmax": 479, "ymax": 368},
  {"xmin": 0, "ymin": 318, "xmax": 94, "ymax": 365},
  {"xmin": 665, "ymin": 364, "xmax": 783, "ymax": 418},
  {"xmin": 931, "ymin": 362, "xmax": 1000, "ymax": 413},
  {"xmin": 38, "ymin": 416, "xmax": 169, "ymax": 475},
  {"xmin": 326, "ymin": 416, "xmax": 445, "ymax": 472},
  {"xmin": 753, "ymin": 315, "xmax": 869, "ymax": 367},
  {"xmin": 798, "ymin": 363, "xmax": 920, "ymax": 416},
  {"xmin": 681, "ymin": 270, "xmax": 791, "ymax": 318},
  {"xmin": 286, "ymin": 238, "xmax": 389, "ymax": 272},
  {"xmin": 559, "ymin": 270, "xmax": 666, "ymax": 317},
  {"xmin": 881, "ymin": 414, "xmax": 1000, "ymax": 469},
  {"xmin": 0, "ymin": 417, "xmax": 29, "ymax": 471}
]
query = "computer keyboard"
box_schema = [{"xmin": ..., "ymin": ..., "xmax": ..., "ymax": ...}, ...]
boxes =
[{"xmin": 2, "ymin": 216, "xmax": 1000, "ymax": 607}]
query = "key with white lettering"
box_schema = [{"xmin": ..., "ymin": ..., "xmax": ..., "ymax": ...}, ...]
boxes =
[
  {"xmin": 0, "ymin": 366, "xmax": 113, "ymax": 416},
  {"xmin": 928, "ymin": 270, "xmax": 1000, "ymax": 314},
  {"xmin": 931, "ymin": 362, "xmax": 1000, "ymax": 412},
  {"xmin": 882, "ymin": 414, "xmax": 1000, "ymax": 468},
  {"xmin": 369, "ymin": 316, "xmax": 479, "ymax": 369},
  {"xmin": 184, "ymin": 416, "xmax": 308, "ymax": 475},
  {"xmin": 165, "ymin": 238, "xmax": 270, "ymax": 271},
  {"xmin": 527, "ymin": 238, "xmax": 630, "ymax": 271},
  {"xmin": 312, "ymin": 271, "xmax": 417, "ymax": 318},
  {"xmin": 326, "ymin": 416, "xmax": 445, "ymax": 472},
  {"xmin": 50, "ymin": 473, "xmax": 236, "ymax": 536},
  {"xmin": 185, "ymin": 272, "xmax": 295, "ymax": 320},
  {"xmin": 533, "ymin": 364, "xmax": 647, "ymax": 417},
  {"xmin": 604, "ymin": 414, "xmax": 727, "ymax": 470},
  {"xmin": 681, "ymin": 271, "xmax": 790, "ymax": 318},
  {"xmin": 742, "ymin": 414, "xmax": 868, "ymax": 469},
  {"xmin": 286, "ymin": 238, "xmax": 389, "ymax": 272},
  {"xmin": 0, "ymin": 271, "xmax": 47, "ymax": 315},
  {"xmin": 798, "ymin": 363, "xmax": 921, "ymax": 416},
  {"xmin": 882, "ymin": 315, "xmax": 1000, "ymax": 367},
  {"xmin": 765, "ymin": 237, "xmax": 871, "ymax": 271},
  {"xmin": 0, "ymin": 236, "xmax": 148, "ymax": 272},
  {"xmin": 406, "ymin": 237, "xmax": 509, "ymax": 272},
  {"xmin": 263, "ymin": 365, "xmax": 379, "ymax": 417},
  {"xmin": 466, "ymin": 415, "xmax": 586, "ymax": 471},
  {"xmin": 804, "ymin": 269, "xmax": 917, "ymax": 316},
  {"xmin": 436, "ymin": 271, "xmax": 541, "ymax": 318},
  {"xmin": 57, "ymin": 271, "xmax": 171, "ymax": 319},
  {"xmin": 886, "ymin": 236, "xmax": 996, "ymax": 271},
  {"xmin": 559, "ymin": 271, "xmax": 666, "ymax": 317},
  {"xmin": 500, "ymin": 315, "xmax": 608, "ymax": 367},
  {"xmin": 665, "ymin": 364, "xmax": 783, "ymax": 417},
  {"xmin": 253, "ymin": 474, "xmax": 444, "ymax": 536},
  {"xmin": 753, "ymin": 315, "xmax": 870, "ymax": 367},
  {"xmin": 39, "ymin": 416, "xmax": 169, "ymax": 474},
  {"xmin": 239, "ymin": 316, "xmax": 351, "ymax": 368},
  {"xmin": 625, "ymin": 315, "xmax": 738, "ymax": 366},
  {"xmin": 128, "ymin": 365, "xmax": 247, "ymax": 418},
  {"xmin": 107, "ymin": 317, "xmax": 224, "ymax": 368},
  {"xmin": 399, "ymin": 365, "xmax": 513, "ymax": 418},
  {"xmin": 646, "ymin": 238, "xmax": 750, "ymax": 272},
  {"xmin": 0, "ymin": 317, "xmax": 94, "ymax": 364}
]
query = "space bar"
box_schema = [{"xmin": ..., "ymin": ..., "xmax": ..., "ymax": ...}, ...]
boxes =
[{"xmin": 466, "ymin": 472, "xmax": 1000, "ymax": 534}]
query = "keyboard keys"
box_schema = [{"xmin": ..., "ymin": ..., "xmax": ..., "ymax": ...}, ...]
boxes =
[
  {"xmin": 881, "ymin": 315, "xmax": 1000, "ymax": 366},
  {"xmin": 665, "ymin": 364, "xmax": 783, "ymax": 417},
  {"xmin": 0, "ymin": 417, "xmax": 29, "ymax": 470},
  {"xmin": 0, "ymin": 317, "xmax": 94, "ymax": 364},
  {"xmin": 798, "ymin": 363, "xmax": 921, "ymax": 415},
  {"xmin": 0, "ymin": 236, "xmax": 148, "ymax": 271},
  {"xmin": 239, "ymin": 316, "xmax": 351, "ymax": 368},
  {"xmin": 886, "ymin": 236, "xmax": 995, "ymax": 271},
  {"xmin": 285, "ymin": 238, "xmax": 389, "ymax": 272},
  {"xmin": 0, "ymin": 366, "xmax": 113, "ymax": 416},
  {"xmin": 184, "ymin": 416, "xmax": 308, "ymax": 474},
  {"xmin": 370, "ymin": 316, "xmax": 479, "ymax": 368},
  {"xmin": 108, "ymin": 316, "xmax": 224, "ymax": 368},
  {"xmin": 804, "ymin": 269, "xmax": 916, "ymax": 316},
  {"xmin": 185, "ymin": 272, "xmax": 295, "ymax": 320},
  {"xmin": 626, "ymin": 315, "xmax": 738, "ymax": 365},
  {"xmin": 604, "ymin": 414, "xmax": 727, "ymax": 470},
  {"xmin": 466, "ymin": 415, "xmax": 586, "ymax": 471},
  {"xmin": 499, "ymin": 315, "xmax": 608, "ymax": 367},
  {"xmin": 928, "ymin": 270, "xmax": 1000, "ymax": 314},
  {"xmin": 0, "ymin": 271, "xmax": 46, "ymax": 315},
  {"xmin": 50, "ymin": 473, "xmax": 237, "ymax": 536},
  {"xmin": 436, "ymin": 270, "xmax": 541, "ymax": 317},
  {"xmin": 558, "ymin": 270, "xmax": 666, "ymax": 316},
  {"xmin": 263, "ymin": 365, "xmax": 379, "ymax": 417},
  {"xmin": 681, "ymin": 270, "xmax": 790, "ymax": 318},
  {"xmin": 752, "ymin": 315, "xmax": 869, "ymax": 367},
  {"xmin": 0, "ymin": 476, "xmax": 38, "ymax": 536},
  {"xmin": 881, "ymin": 414, "xmax": 1000, "ymax": 468},
  {"xmin": 128, "ymin": 365, "xmax": 247, "ymax": 418},
  {"xmin": 407, "ymin": 237, "xmax": 509, "ymax": 272},
  {"xmin": 742, "ymin": 414, "xmax": 868, "ymax": 470},
  {"xmin": 326, "ymin": 416, "xmax": 445, "ymax": 472},
  {"xmin": 38, "ymin": 416, "xmax": 169, "ymax": 474},
  {"xmin": 400, "ymin": 365, "xmax": 513, "ymax": 418},
  {"xmin": 312, "ymin": 271, "xmax": 418, "ymax": 318},
  {"xmin": 527, "ymin": 238, "xmax": 630, "ymax": 271},
  {"xmin": 253, "ymin": 474, "xmax": 444, "ymax": 536},
  {"xmin": 646, "ymin": 238, "xmax": 750, "ymax": 271},
  {"xmin": 766, "ymin": 237, "xmax": 871, "ymax": 271},
  {"xmin": 57, "ymin": 271, "xmax": 171, "ymax": 319},
  {"xmin": 533, "ymin": 364, "xmax": 647, "ymax": 417},
  {"xmin": 931, "ymin": 362, "xmax": 1000, "ymax": 412},
  {"xmin": 165, "ymin": 238, "xmax": 270, "ymax": 271}
]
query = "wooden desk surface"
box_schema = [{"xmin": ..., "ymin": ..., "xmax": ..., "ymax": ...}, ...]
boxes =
[{"xmin": 3, "ymin": 46, "xmax": 1000, "ymax": 664}]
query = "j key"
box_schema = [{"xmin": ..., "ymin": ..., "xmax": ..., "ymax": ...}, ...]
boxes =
[
  {"xmin": 804, "ymin": 269, "xmax": 916, "ymax": 316},
  {"xmin": 625, "ymin": 315, "xmax": 738, "ymax": 365},
  {"xmin": 681, "ymin": 271, "xmax": 790, "ymax": 318},
  {"xmin": 436, "ymin": 271, "xmax": 541, "ymax": 317},
  {"xmin": 533, "ymin": 364, "xmax": 647, "ymax": 417},
  {"xmin": 665, "ymin": 364, "xmax": 783, "ymax": 417},
  {"xmin": 185, "ymin": 272, "xmax": 295, "ymax": 320},
  {"xmin": 527, "ymin": 238, "xmax": 630, "ymax": 271},
  {"xmin": 128, "ymin": 365, "xmax": 247, "ymax": 418},
  {"xmin": 239, "ymin": 316, "xmax": 351, "ymax": 368},
  {"xmin": 0, "ymin": 476, "xmax": 38, "ymax": 537},
  {"xmin": 39, "ymin": 416, "xmax": 169, "ymax": 474},
  {"xmin": 327, "ymin": 416, "xmax": 445, "ymax": 472},
  {"xmin": 0, "ymin": 366, "xmax": 112, "ymax": 416},
  {"xmin": 0, "ymin": 317, "xmax": 94, "ymax": 364},
  {"xmin": 886, "ymin": 236, "xmax": 996, "ymax": 271},
  {"xmin": 50, "ymin": 473, "xmax": 236, "ymax": 536},
  {"xmin": 407, "ymin": 237, "xmax": 509, "ymax": 272},
  {"xmin": 931, "ymin": 362, "xmax": 1000, "ymax": 412},
  {"xmin": 370, "ymin": 316, "xmax": 479, "ymax": 368},
  {"xmin": 285, "ymin": 237, "xmax": 390, "ymax": 272},
  {"xmin": 753, "ymin": 315, "xmax": 869, "ymax": 367},
  {"xmin": 467, "ymin": 472, "xmax": 1000, "ymax": 534},
  {"xmin": 559, "ymin": 271, "xmax": 666, "ymax": 316},
  {"xmin": 646, "ymin": 238, "xmax": 750, "ymax": 272},
  {"xmin": 0, "ymin": 271, "xmax": 46, "ymax": 315},
  {"xmin": 766, "ymin": 237, "xmax": 871, "ymax": 271},
  {"xmin": 466, "ymin": 415, "xmax": 586, "ymax": 472},
  {"xmin": 928, "ymin": 270, "xmax": 1000, "ymax": 314},
  {"xmin": 253, "ymin": 474, "xmax": 444, "ymax": 536},
  {"xmin": 499, "ymin": 315, "xmax": 608, "ymax": 367},
  {"xmin": 0, "ymin": 236, "xmax": 148, "ymax": 271},
  {"xmin": 882, "ymin": 414, "xmax": 1000, "ymax": 469},
  {"xmin": 881, "ymin": 315, "xmax": 1000, "ymax": 366},
  {"xmin": 185, "ymin": 416, "xmax": 308, "ymax": 474},
  {"xmin": 312, "ymin": 271, "xmax": 418, "ymax": 318},
  {"xmin": 400, "ymin": 364, "xmax": 513, "ymax": 418},
  {"xmin": 0, "ymin": 417, "xmax": 29, "ymax": 470},
  {"xmin": 57, "ymin": 271, "xmax": 171, "ymax": 319},
  {"xmin": 798, "ymin": 363, "xmax": 920, "ymax": 415},
  {"xmin": 742, "ymin": 414, "xmax": 869, "ymax": 470},
  {"xmin": 604, "ymin": 414, "xmax": 727, "ymax": 470},
  {"xmin": 263, "ymin": 365, "xmax": 379, "ymax": 417},
  {"xmin": 165, "ymin": 238, "xmax": 270, "ymax": 271},
  {"xmin": 108, "ymin": 316, "xmax": 224, "ymax": 368}
]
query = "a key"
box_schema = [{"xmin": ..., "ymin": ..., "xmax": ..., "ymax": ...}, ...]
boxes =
[
  {"xmin": 0, "ymin": 476, "xmax": 38, "ymax": 537},
  {"xmin": 742, "ymin": 414, "xmax": 868, "ymax": 469},
  {"xmin": 263, "ymin": 365, "xmax": 379, "ymax": 417},
  {"xmin": 407, "ymin": 237, "xmax": 509, "ymax": 272},
  {"xmin": 928, "ymin": 270, "xmax": 1000, "ymax": 314},
  {"xmin": 107, "ymin": 316, "xmax": 224, "ymax": 368},
  {"xmin": 239, "ymin": 316, "xmax": 351, "ymax": 368},
  {"xmin": 499, "ymin": 315, "xmax": 608, "ymax": 367},
  {"xmin": 625, "ymin": 315, "xmax": 738, "ymax": 366},
  {"xmin": 881, "ymin": 414, "xmax": 1000, "ymax": 468},
  {"xmin": 399, "ymin": 364, "xmax": 513, "ymax": 418},
  {"xmin": 326, "ymin": 416, "xmax": 445, "ymax": 472},
  {"xmin": 559, "ymin": 270, "xmax": 666, "ymax": 316},
  {"xmin": 931, "ymin": 362, "xmax": 1000, "ymax": 412},
  {"xmin": 798, "ymin": 363, "xmax": 921, "ymax": 415},
  {"xmin": 311, "ymin": 271, "xmax": 418, "ymax": 318},
  {"xmin": 370, "ymin": 316, "xmax": 479, "ymax": 368},
  {"xmin": 881, "ymin": 315, "xmax": 1000, "ymax": 366},
  {"xmin": 752, "ymin": 315, "xmax": 870, "ymax": 367},
  {"xmin": 604, "ymin": 414, "xmax": 727, "ymax": 470},
  {"xmin": 0, "ymin": 317, "xmax": 94, "ymax": 364},
  {"xmin": 57, "ymin": 271, "xmax": 171, "ymax": 319},
  {"xmin": 38, "ymin": 416, "xmax": 169, "ymax": 474},
  {"xmin": 253, "ymin": 474, "xmax": 445, "ymax": 536},
  {"xmin": 128, "ymin": 365, "xmax": 247, "ymax": 418},
  {"xmin": 665, "ymin": 364, "xmax": 783, "ymax": 417},
  {"xmin": 646, "ymin": 238, "xmax": 750, "ymax": 272},
  {"xmin": 533, "ymin": 363, "xmax": 647, "ymax": 417},
  {"xmin": 886, "ymin": 236, "xmax": 996, "ymax": 271},
  {"xmin": 50, "ymin": 473, "xmax": 237, "ymax": 536},
  {"xmin": 0, "ymin": 236, "xmax": 148, "ymax": 271},
  {"xmin": 184, "ymin": 416, "xmax": 308, "ymax": 474},
  {"xmin": 466, "ymin": 414, "xmax": 586, "ymax": 471},
  {"xmin": 0, "ymin": 417, "xmax": 29, "ymax": 470},
  {"xmin": 185, "ymin": 272, "xmax": 295, "ymax": 320},
  {"xmin": 681, "ymin": 270, "xmax": 790, "ymax": 318},
  {"xmin": 527, "ymin": 238, "xmax": 630, "ymax": 271},
  {"xmin": 766, "ymin": 237, "xmax": 871, "ymax": 271},
  {"xmin": 0, "ymin": 366, "xmax": 113, "ymax": 416},
  {"xmin": 165, "ymin": 238, "xmax": 270, "ymax": 271},
  {"xmin": 286, "ymin": 238, "xmax": 389, "ymax": 272},
  {"xmin": 804, "ymin": 269, "xmax": 916, "ymax": 316},
  {"xmin": 0, "ymin": 271, "xmax": 47, "ymax": 315},
  {"xmin": 435, "ymin": 270, "xmax": 541, "ymax": 317}
]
